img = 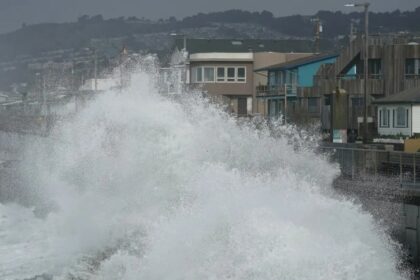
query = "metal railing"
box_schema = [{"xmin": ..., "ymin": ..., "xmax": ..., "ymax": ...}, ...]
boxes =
[
  {"xmin": 318, "ymin": 145, "xmax": 420, "ymax": 188},
  {"xmin": 336, "ymin": 74, "xmax": 383, "ymax": 80},
  {"xmin": 256, "ymin": 85, "xmax": 297, "ymax": 98},
  {"xmin": 404, "ymin": 74, "xmax": 420, "ymax": 80}
]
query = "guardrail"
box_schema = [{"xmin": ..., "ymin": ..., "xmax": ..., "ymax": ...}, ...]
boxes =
[
  {"xmin": 318, "ymin": 145, "xmax": 420, "ymax": 188},
  {"xmin": 255, "ymin": 85, "xmax": 297, "ymax": 98}
]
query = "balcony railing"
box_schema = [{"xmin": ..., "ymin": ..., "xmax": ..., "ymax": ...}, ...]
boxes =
[
  {"xmin": 405, "ymin": 74, "xmax": 420, "ymax": 79},
  {"xmin": 336, "ymin": 74, "xmax": 383, "ymax": 80},
  {"xmin": 256, "ymin": 85, "xmax": 297, "ymax": 98},
  {"xmin": 314, "ymin": 74, "xmax": 383, "ymax": 82}
]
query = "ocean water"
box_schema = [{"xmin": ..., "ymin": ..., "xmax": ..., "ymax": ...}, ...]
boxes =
[{"xmin": 0, "ymin": 62, "xmax": 408, "ymax": 279}]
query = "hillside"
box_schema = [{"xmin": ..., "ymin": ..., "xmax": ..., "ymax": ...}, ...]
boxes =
[
  {"xmin": 0, "ymin": 7, "xmax": 419, "ymax": 62},
  {"xmin": 0, "ymin": 7, "xmax": 419, "ymax": 91}
]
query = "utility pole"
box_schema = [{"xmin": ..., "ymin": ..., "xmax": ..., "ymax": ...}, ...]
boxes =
[
  {"xmin": 345, "ymin": 2, "xmax": 370, "ymax": 143},
  {"xmin": 312, "ymin": 17, "xmax": 322, "ymax": 54},
  {"xmin": 349, "ymin": 19, "xmax": 358, "ymax": 42},
  {"xmin": 363, "ymin": 3, "xmax": 370, "ymax": 144}
]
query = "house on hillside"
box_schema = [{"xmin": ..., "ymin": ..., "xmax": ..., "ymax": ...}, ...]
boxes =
[
  {"xmin": 164, "ymin": 38, "xmax": 314, "ymax": 116},
  {"xmin": 373, "ymin": 87, "xmax": 420, "ymax": 137},
  {"xmin": 254, "ymin": 53, "xmax": 338, "ymax": 121}
]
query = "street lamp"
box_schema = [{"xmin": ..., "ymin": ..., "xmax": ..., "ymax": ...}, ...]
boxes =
[{"xmin": 345, "ymin": 2, "xmax": 370, "ymax": 143}]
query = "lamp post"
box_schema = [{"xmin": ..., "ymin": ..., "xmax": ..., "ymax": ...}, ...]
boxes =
[
  {"xmin": 345, "ymin": 2, "xmax": 370, "ymax": 143},
  {"xmin": 311, "ymin": 17, "xmax": 322, "ymax": 53}
]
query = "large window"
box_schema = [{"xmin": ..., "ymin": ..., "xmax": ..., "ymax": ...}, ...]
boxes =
[
  {"xmin": 368, "ymin": 59, "xmax": 382, "ymax": 78},
  {"xmin": 217, "ymin": 67, "xmax": 225, "ymax": 82},
  {"xmin": 307, "ymin": 98, "xmax": 319, "ymax": 113},
  {"xmin": 352, "ymin": 97, "xmax": 364, "ymax": 108},
  {"xmin": 379, "ymin": 108, "xmax": 390, "ymax": 128},
  {"xmin": 193, "ymin": 67, "xmax": 203, "ymax": 83},
  {"xmin": 192, "ymin": 66, "xmax": 246, "ymax": 83},
  {"xmin": 227, "ymin": 67, "xmax": 236, "ymax": 82},
  {"xmin": 406, "ymin": 59, "xmax": 420, "ymax": 78},
  {"xmin": 394, "ymin": 107, "xmax": 408, "ymax": 128},
  {"xmin": 237, "ymin": 67, "xmax": 246, "ymax": 82},
  {"xmin": 204, "ymin": 67, "xmax": 215, "ymax": 82}
]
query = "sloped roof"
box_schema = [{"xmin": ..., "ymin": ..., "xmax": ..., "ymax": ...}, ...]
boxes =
[
  {"xmin": 254, "ymin": 53, "xmax": 338, "ymax": 72},
  {"xmin": 373, "ymin": 87, "xmax": 420, "ymax": 104},
  {"xmin": 174, "ymin": 38, "xmax": 316, "ymax": 54}
]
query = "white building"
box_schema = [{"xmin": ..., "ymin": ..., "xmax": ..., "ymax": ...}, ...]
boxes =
[{"xmin": 374, "ymin": 87, "xmax": 420, "ymax": 137}]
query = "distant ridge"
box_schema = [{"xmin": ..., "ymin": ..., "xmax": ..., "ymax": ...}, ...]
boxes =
[{"xmin": 0, "ymin": 7, "xmax": 419, "ymax": 61}]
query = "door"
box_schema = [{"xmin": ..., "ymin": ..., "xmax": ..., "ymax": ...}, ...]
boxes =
[{"xmin": 237, "ymin": 97, "xmax": 247, "ymax": 116}]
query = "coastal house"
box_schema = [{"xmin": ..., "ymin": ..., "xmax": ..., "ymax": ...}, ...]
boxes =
[
  {"xmin": 254, "ymin": 53, "xmax": 337, "ymax": 121},
  {"xmin": 313, "ymin": 35, "xmax": 420, "ymax": 139},
  {"xmin": 373, "ymin": 87, "xmax": 420, "ymax": 137},
  {"xmin": 166, "ymin": 38, "xmax": 315, "ymax": 116}
]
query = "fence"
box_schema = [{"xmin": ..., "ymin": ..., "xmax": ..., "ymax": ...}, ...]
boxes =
[{"xmin": 318, "ymin": 145, "xmax": 420, "ymax": 188}]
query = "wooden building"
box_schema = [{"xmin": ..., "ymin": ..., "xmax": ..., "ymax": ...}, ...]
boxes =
[{"xmin": 313, "ymin": 35, "xmax": 420, "ymax": 138}]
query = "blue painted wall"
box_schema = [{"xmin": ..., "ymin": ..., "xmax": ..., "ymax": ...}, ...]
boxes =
[
  {"xmin": 297, "ymin": 57, "xmax": 336, "ymax": 87},
  {"xmin": 268, "ymin": 57, "xmax": 337, "ymax": 88}
]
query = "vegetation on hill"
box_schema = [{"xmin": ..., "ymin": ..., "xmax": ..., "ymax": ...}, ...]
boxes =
[{"xmin": 0, "ymin": 7, "xmax": 419, "ymax": 61}]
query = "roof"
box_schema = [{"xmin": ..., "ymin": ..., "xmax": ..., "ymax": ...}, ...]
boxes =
[
  {"xmin": 189, "ymin": 52, "xmax": 253, "ymax": 62},
  {"xmin": 255, "ymin": 53, "xmax": 338, "ymax": 72},
  {"xmin": 373, "ymin": 87, "xmax": 420, "ymax": 105},
  {"xmin": 174, "ymin": 38, "xmax": 316, "ymax": 54}
]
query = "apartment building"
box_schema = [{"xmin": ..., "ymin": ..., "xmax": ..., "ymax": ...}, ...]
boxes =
[
  {"xmin": 166, "ymin": 38, "xmax": 313, "ymax": 116},
  {"xmin": 255, "ymin": 53, "xmax": 338, "ymax": 122}
]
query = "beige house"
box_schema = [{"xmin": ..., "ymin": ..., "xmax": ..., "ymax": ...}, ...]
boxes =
[{"xmin": 168, "ymin": 39, "xmax": 314, "ymax": 116}]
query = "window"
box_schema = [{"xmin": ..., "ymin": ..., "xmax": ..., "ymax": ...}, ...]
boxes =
[
  {"xmin": 217, "ymin": 67, "xmax": 225, "ymax": 82},
  {"xmin": 308, "ymin": 98, "xmax": 319, "ymax": 113},
  {"xmin": 352, "ymin": 97, "xmax": 364, "ymax": 108},
  {"xmin": 204, "ymin": 67, "xmax": 214, "ymax": 82},
  {"xmin": 227, "ymin": 67, "xmax": 235, "ymax": 82},
  {"xmin": 379, "ymin": 108, "xmax": 390, "ymax": 128},
  {"xmin": 368, "ymin": 59, "xmax": 382, "ymax": 78},
  {"xmin": 406, "ymin": 59, "xmax": 420, "ymax": 78},
  {"xmin": 268, "ymin": 99, "xmax": 280, "ymax": 117},
  {"xmin": 394, "ymin": 107, "xmax": 408, "ymax": 128},
  {"xmin": 324, "ymin": 95, "xmax": 331, "ymax": 106},
  {"xmin": 195, "ymin": 67, "xmax": 203, "ymax": 82},
  {"xmin": 269, "ymin": 72, "xmax": 276, "ymax": 86},
  {"xmin": 237, "ymin": 67, "xmax": 246, "ymax": 82},
  {"xmin": 194, "ymin": 66, "xmax": 246, "ymax": 83}
]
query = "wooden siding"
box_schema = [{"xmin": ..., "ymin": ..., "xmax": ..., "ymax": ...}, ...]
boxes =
[
  {"xmin": 314, "ymin": 42, "xmax": 420, "ymax": 131},
  {"xmin": 318, "ymin": 41, "xmax": 420, "ymax": 97},
  {"xmin": 334, "ymin": 37, "xmax": 363, "ymax": 76}
]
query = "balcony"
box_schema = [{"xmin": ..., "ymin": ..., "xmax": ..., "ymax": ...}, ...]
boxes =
[
  {"xmin": 404, "ymin": 75, "xmax": 420, "ymax": 89},
  {"xmin": 337, "ymin": 74, "xmax": 383, "ymax": 80},
  {"xmin": 314, "ymin": 75, "xmax": 384, "ymax": 96},
  {"xmin": 256, "ymin": 84, "xmax": 297, "ymax": 98}
]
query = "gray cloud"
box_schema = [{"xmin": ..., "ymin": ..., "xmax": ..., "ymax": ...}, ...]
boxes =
[{"xmin": 0, "ymin": 0, "xmax": 418, "ymax": 33}]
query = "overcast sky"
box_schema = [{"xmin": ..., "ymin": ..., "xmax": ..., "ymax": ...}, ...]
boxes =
[{"xmin": 0, "ymin": 0, "xmax": 418, "ymax": 33}]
